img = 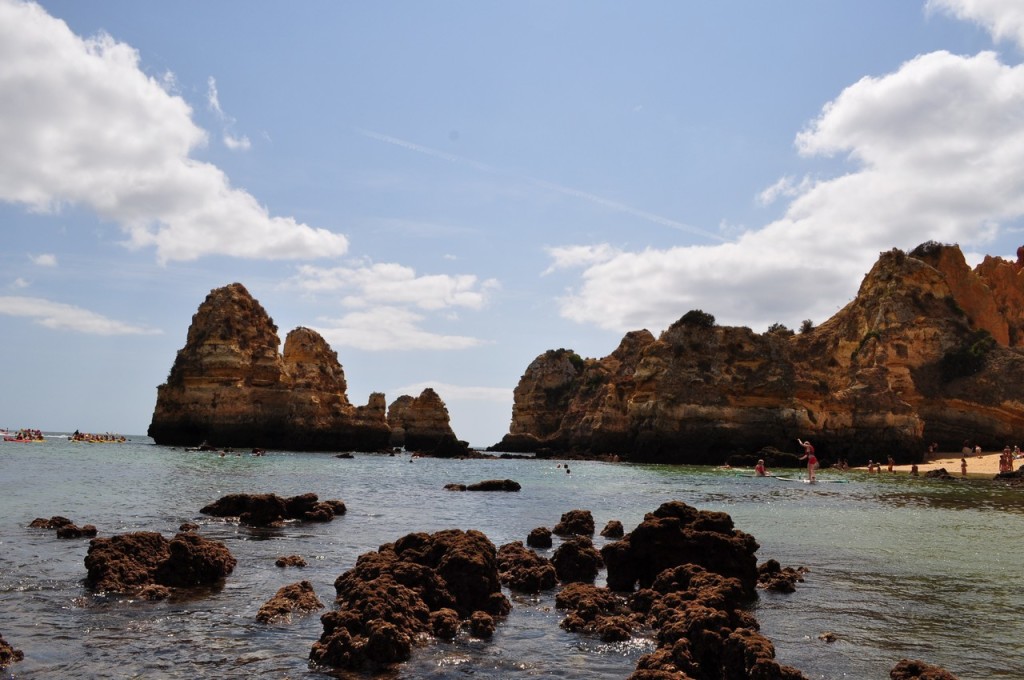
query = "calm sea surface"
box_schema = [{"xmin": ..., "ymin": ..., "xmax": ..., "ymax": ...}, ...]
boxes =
[{"xmin": 0, "ymin": 436, "xmax": 1021, "ymax": 679}]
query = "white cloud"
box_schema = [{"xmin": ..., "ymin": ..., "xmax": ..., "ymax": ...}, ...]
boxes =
[
  {"xmin": 223, "ymin": 133, "xmax": 251, "ymax": 151},
  {"xmin": 11, "ymin": 278, "xmax": 29, "ymax": 289},
  {"xmin": 554, "ymin": 47, "xmax": 1024, "ymax": 333},
  {"xmin": 390, "ymin": 381, "xmax": 512, "ymax": 403},
  {"xmin": 313, "ymin": 306, "xmax": 486, "ymax": 351},
  {"xmin": 757, "ymin": 175, "xmax": 813, "ymax": 206},
  {"xmin": 291, "ymin": 262, "xmax": 500, "ymax": 311},
  {"xmin": 928, "ymin": 0, "xmax": 1024, "ymax": 50},
  {"xmin": 543, "ymin": 244, "xmax": 621, "ymax": 274},
  {"xmin": 0, "ymin": 296, "xmax": 161, "ymax": 335},
  {"xmin": 0, "ymin": 1, "xmax": 345, "ymax": 263},
  {"xmin": 207, "ymin": 76, "xmax": 251, "ymax": 151},
  {"xmin": 31, "ymin": 253, "xmax": 57, "ymax": 267}
]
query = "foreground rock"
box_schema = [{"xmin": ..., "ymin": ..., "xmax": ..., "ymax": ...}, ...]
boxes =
[
  {"xmin": 200, "ymin": 492, "xmax": 346, "ymax": 527},
  {"xmin": 601, "ymin": 501, "xmax": 759, "ymax": 596},
  {"xmin": 758, "ymin": 559, "xmax": 809, "ymax": 593},
  {"xmin": 890, "ymin": 658, "xmax": 960, "ymax": 679},
  {"xmin": 553, "ymin": 509, "xmax": 595, "ymax": 537},
  {"xmin": 310, "ymin": 529, "xmax": 510, "ymax": 671},
  {"xmin": 84, "ymin": 531, "xmax": 236, "ymax": 596},
  {"xmin": 256, "ymin": 581, "xmax": 324, "ymax": 623},
  {"xmin": 553, "ymin": 502, "xmax": 805, "ymax": 679},
  {"xmin": 446, "ymin": 479, "xmax": 521, "ymax": 492},
  {"xmin": 496, "ymin": 542, "xmax": 557, "ymax": 593},
  {"xmin": 493, "ymin": 244, "xmax": 1024, "ymax": 463},
  {"xmin": 148, "ymin": 283, "xmax": 391, "ymax": 451},
  {"xmin": 0, "ymin": 633, "xmax": 23, "ymax": 669}
]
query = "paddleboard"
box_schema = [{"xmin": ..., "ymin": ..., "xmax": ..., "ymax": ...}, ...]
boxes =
[{"xmin": 772, "ymin": 476, "xmax": 849, "ymax": 484}]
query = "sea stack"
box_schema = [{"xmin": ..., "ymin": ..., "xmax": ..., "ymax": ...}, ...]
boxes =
[{"xmin": 148, "ymin": 283, "xmax": 391, "ymax": 451}]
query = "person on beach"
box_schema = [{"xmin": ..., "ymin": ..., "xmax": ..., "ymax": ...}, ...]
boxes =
[
  {"xmin": 797, "ymin": 439, "xmax": 817, "ymax": 482},
  {"xmin": 887, "ymin": 455, "xmax": 894, "ymax": 473},
  {"xmin": 755, "ymin": 459, "xmax": 767, "ymax": 477},
  {"xmin": 911, "ymin": 464, "xmax": 919, "ymax": 476},
  {"xmin": 960, "ymin": 457, "xmax": 967, "ymax": 477}
]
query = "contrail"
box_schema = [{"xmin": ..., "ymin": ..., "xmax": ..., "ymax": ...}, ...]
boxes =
[{"xmin": 357, "ymin": 128, "xmax": 724, "ymax": 242}]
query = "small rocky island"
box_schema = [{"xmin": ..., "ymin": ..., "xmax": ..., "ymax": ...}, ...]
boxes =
[
  {"xmin": 494, "ymin": 243, "xmax": 1024, "ymax": 464},
  {"xmin": 148, "ymin": 283, "xmax": 468, "ymax": 453}
]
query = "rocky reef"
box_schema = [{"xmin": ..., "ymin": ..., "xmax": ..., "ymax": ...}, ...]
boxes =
[
  {"xmin": 387, "ymin": 388, "xmax": 469, "ymax": 456},
  {"xmin": 148, "ymin": 283, "xmax": 463, "ymax": 452},
  {"xmin": 494, "ymin": 244, "xmax": 1024, "ymax": 464}
]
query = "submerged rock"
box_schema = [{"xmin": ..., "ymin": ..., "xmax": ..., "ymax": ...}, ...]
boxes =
[
  {"xmin": 496, "ymin": 542, "xmax": 556, "ymax": 593},
  {"xmin": 0, "ymin": 633, "xmax": 24, "ymax": 669},
  {"xmin": 256, "ymin": 580, "xmax": 324, "ymax": 623},
  {"xmin": 890, "ymin": 658, "xmax": 960, "ymax": 680}
]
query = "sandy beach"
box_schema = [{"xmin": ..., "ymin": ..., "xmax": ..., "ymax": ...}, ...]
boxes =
[{"xmin": 878, "ymin": 451, "xmax": 1020, "ymax": 477}]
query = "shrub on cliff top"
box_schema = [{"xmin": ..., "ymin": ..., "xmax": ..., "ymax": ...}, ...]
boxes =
[{"xmin": 672, "ymin": 309, "xmax": 716, "ymax": 330}]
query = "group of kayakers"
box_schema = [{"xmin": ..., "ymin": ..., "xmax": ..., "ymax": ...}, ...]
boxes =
[
  {"xmin": 2, "ymin": 428, "xmax": 44, "ymax": 442},
  {"xmin": 69, "ymin": 430, "xmax": 126, "ymax": 443}
]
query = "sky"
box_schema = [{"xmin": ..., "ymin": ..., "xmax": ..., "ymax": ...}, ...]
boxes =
[{"xmin": 3, "ymin": 1, "xmax": 1024, "ymax": 446}]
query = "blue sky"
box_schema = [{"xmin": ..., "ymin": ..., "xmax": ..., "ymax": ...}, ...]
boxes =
[{"xmin": 2, "ymin": 0, "xmax": 1023, "ymax": 446}]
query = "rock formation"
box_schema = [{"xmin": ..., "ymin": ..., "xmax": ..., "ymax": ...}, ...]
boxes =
[
  {"xmin": 387, "ymin": 388, "xmax": 470, "ymax": 456},
  {"xmin": 148, "ymin": 283, "xmax": 391, "ymax": 451},
  {"xmin": 256, "ymin": 580, "xmax": 324, "ymax": 623},
  {"xmin": 200, "ymin": 492, "xmax": 346, "ymax": 527},
  {"xmin": 494, "ymin": 244, "xmax": 1024, "ymax": 464},
  {"xmin": 84, "ymin": 531, "xmax": 236, "ymax": 596},
  {"xmin": 0, "ymin": 633, "xmax": 23, "ymax": 669},
  {"xmin": 309, "ymin": 529, "xmax": 510, "ymax": 671}
]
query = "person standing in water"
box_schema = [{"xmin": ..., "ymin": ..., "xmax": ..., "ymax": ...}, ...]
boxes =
[
  {"xmin": 797, "ymin": 438, "xmax": 818, "ymax": 482},
  {"xmin": 754, "ymin": 459, "xmax": 767, "ymax": 477}
]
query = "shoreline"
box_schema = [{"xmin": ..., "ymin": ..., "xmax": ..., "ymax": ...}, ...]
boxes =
[{"xmin": 877, "ymin": 451, "xmax": 1016, "ymax": 477}]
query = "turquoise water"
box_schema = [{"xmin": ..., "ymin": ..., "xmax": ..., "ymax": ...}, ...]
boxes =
[{"xmin": 0, "ymin": 437, "xmax": 1020, "ymax": 679}]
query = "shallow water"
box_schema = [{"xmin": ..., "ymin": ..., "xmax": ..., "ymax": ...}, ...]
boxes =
[{"xmin": 0, "ymin": 438, "xmax": 1021, "ymax": 679}]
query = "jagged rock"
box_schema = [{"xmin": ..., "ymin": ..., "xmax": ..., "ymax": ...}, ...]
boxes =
[
  {"xmin": 429, "ymin": 608, "xmax": 461, "ymax": 640},
  {"xmin": 444, "ymin": 483, "xmax": 468, "ymax": 491},
  {"xmin": 551, "ymin": 536, "xmax": 603, "ymax": 584},
  {"xmin": 256, "ymin": 580, "xmax": 325, "ymax": 623},
  {"xmin": 200, "ymin": 492, "xmax": 345, "ymax": 527},
  {"xmin": 601, "ymin": 501, "xmax": 759, "ymax": 596},
  {"xmin": 925, "ymin": 468, "xmax": 957, "ymax": 480},
  {"xmin": 496, "ymin": 542, "xmax": 557, "ymax": 593},
  {"xmin": 275, "ymin": 555, "xmax": 307, "ymax": 568},
  {"xmin": 493, "ymin": 245, "xmax": 1024, "ymax": 463},
  {"xmin": 890, "ymin": 658, "xmax": 960, "ymax": 680},
  {"xmin": 179, "ymin": 522, "xmax": 200, "ymax": 533},
  {"xmin": 29, "ymin": 516, "xmax": 73, "ymax": 529},
  {"xmin": 0, "ymin": 633, "xmax": 24, "ymax": 669},
  {"xmin": 310, "ymin": 529, "xmax": 509, "ymax": 671},
  {"xmin": 527, "ymin": 527, "xmax": 553, "ymax": 548},
  {"xmin": 84, "ymin": 531, "xmax": 235, "ymax": 595},
  {"xmin": 148, "ymin": 283, "xmax": 391, "ymax": 451},
  {"xmin": 556, "ymin": 583, "xmax": 638, "ymax": 642},
  {"xmin": 600, "ymin": 520, "xmax": 624, "ymax": 538},
  {"xmin": 553, "ymin": 509, "xmax": 595, "ymax": 536},
  {"xmin": 386, "ymin": 388, "xmax": 469, "ymax": 457},
  {"xmin": 469, "ymin": 611, "xmax": 495, "ymax": 639}
]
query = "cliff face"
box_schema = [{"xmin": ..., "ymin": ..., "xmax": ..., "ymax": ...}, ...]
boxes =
[
  {"xmin": 495, "ymin": 245, "xmax": 1024, "ymax": 464},
  {"xmin": 387, "ymin": 388, "xmax": 469, "ymax": 456},
  {"xmin": 148, "ymin": 283, "xmax": 391, "ymax": 451}
]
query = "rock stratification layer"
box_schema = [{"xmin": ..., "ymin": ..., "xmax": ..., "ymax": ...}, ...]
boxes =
[
  {"xmin": 148, "ymin": 283, "xmax": 390, "ymax": 451},
  {"xmin": 495, "ymin": 244, "xmax": 1024, "ymax": 464}
]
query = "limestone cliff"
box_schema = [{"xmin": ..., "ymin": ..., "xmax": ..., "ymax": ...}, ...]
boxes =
[
  {"xmin": 494, "ymin": 244, "xmax": 1024, "ymax": 464},
  {"xmin": 148, "ymin": 283, "xmax": 391, "ymax": 451},
  {"xmin": 387, "ymin": 388, "xmax": 469, "ymax": 457}
]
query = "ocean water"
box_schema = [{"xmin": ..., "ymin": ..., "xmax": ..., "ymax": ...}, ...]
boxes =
[{"xmin": 0, "ymin": 437, "xmax": 1020, "ymax": 679}]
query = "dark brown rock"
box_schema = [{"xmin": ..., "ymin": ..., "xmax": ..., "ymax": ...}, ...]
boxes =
[
  {"xmin": 29, "ymin": 516, "xmax": 73, "ymax": 529},
  {"xmin": 200, "ymin": 492, "xmax": 345, "ymax": 527},
  {"xmin": 256, "ymin": 580, "xmax": 325, "ymax": 623},
  {"xmin": 84, "ymin": 531, "xmax": 235, "ymax": 595},
  {"xmin": 496, "ymin": 542, "xmax": 557, "ymax": 593},
  {"xmin": 600, "ymin": 520, "xmax": 625, "ymax": 538},
  {"xmin": 556, "ymin": 583, "xmax": 638, "ymax": 642},
  {"xmin": 551, "ymin": 536, "xmax": 603, "ymax": 584},
  {"xmin": 56, "ymin": 524, "xmax": 97, "ymax": 539},
  {"xmin": 148, "ymin": 283, "xmax": 391, "ymax": 451},
  {"xmin": 890, "ymin": 658, "xmax": 960, "ymax": 680},
  {"xmin": 276, "ymin": 555, "xmax": 308, "ymax": 568},
  {"xmin": 0, "ymin": 633, "xmax": 24, "ymax": 669},
  {"xmin": 469, "ymin": 611, "xmax": 495, "ymax": 638},
  {"xmin": 429, "ymin": 608, "xmax": 460, "ymax": 640},
  {"xmin": 310, "ymin": 529, "xmax": 509, "ymax": 671},
  {"xmin": 601, "ymin": 501, "xmax": 759, "ymax": 596},
  {"xmin": 757, "ymin": 559, "xmax": 808, "ymax": 593},
  {"xmin": 465, "ymin": 479, "xmax": 521, "ymax": 492},
  {"xmin": 553, "ymin": 509, "xmax": 595, "ymax": 536},
  {"xmin": 526, "ymin": 526, "xmax": 553, "ymax": 548}
]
